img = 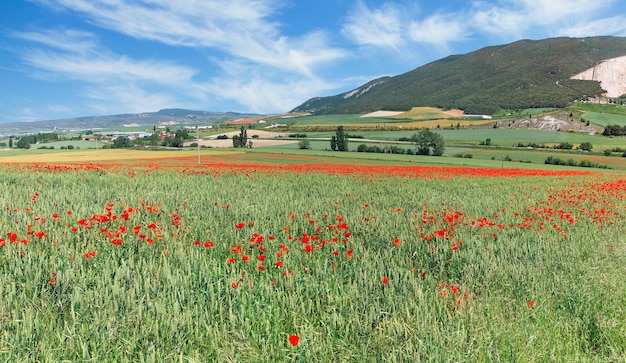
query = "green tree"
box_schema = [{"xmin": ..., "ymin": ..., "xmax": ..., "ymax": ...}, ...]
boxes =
[
  {"xmin": 112, "ymin": 136, "xmax": 132, "ymax": 148},
  {"xmin": 410, "ymin": 129, "xmax": 445, "ymax": 156},
  {"xmin": 174, "ymin": 129, "xmax": 190, "ymax": 140},
  {"xmin": 578, "ymin": 142, "xmax": 593, "ymax": 151},
  {"xmin": 332, "ymin": 126, "xmax": 348, "ymax": 151},
  {"xmin": 298, "ymin": 140, "xmax": 311, "ymax": 149},
  {"xmin": 163, "ymin": 136, "xmax": 184, "ymax": 148},
  {"xmin": 16, "ymin": 137, "xmax": 31, "ymax": 149},
  {"xmin": 232, "ymin": 126, "xmax": 248, "ymax": 148},
  {"xmin": 8, "ymin": 137, "xmax": 13, "ymax": 148}
]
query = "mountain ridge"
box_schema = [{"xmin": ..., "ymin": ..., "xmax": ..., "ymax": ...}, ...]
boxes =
[
  {"xmin": 0, "ymin": 109, "xmax": 259, "ymax": 134},
  {"xmin": 292, "ymin": 36, "xmax": 626, "ymax": 115}
]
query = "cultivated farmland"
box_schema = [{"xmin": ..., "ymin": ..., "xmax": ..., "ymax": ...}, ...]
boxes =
[{"xmin": 0, "ymin": 157, "xmax": 624, "ymax": 361}]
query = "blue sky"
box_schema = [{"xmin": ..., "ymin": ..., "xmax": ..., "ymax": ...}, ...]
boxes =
[{"xmin": 2, "ymin": 0, "xmax": 626, "ymax": 123}]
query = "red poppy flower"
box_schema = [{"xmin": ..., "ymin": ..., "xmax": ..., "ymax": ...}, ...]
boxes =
[
  {"xmin": 235, "ymin": 222, "xmax": 245, "ymax": 229},
  {"xmin": 288, "ymin": 335, "xmax": 299, "ymax": 346},
  {"xmin": 393, "ymin": 238, "xmax": 400, "ymax": 246},
  {"xmin": 49, "ymin": 278, "xmax": 57, "ymax": 285},
  {"xmin": 381, "ymin": 277, "xmax": 389, "ymax": 284},
  {"xmin": 527, "ymin": 300, "xmax": 536, "ymax": 308}
]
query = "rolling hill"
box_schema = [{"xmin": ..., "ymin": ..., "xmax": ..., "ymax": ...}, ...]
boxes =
[
  {"xmin": 292, "ymin": 36, "xmax": 626, "ymax": 115},
  {"xmin": 0, "ymin": 109, "xmax": 259, "ymax": 134}
]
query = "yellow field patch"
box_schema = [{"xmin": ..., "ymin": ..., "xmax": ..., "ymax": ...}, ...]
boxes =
[
  {"xmin": 349, "ymin": 119, "xmax": 494, "ymax": 129},
  {"xmin": 393, "ymin": 107, "xmax": 465, "ymax": 120},
  {"xmin": 0, "ymin": 149, "xmax": 240, "ymax": 163}
]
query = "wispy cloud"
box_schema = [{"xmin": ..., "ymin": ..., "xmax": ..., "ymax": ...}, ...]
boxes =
[
  {"xmin": 470, "ymin": 0, "xmax": 622, "ymax": 38},
  {"xmin": 342, "ymin": 2, "xmax": 405, "ymax": 50},
  {"xmin": 13, "ymin": 27, "xmax": 201, "ymax": 114},
  {"xmin": 408, "ymin": 13, "xmax": 469, "ymax": 50},
  {"xmin": 344, "ymin": 0, "xmax": 626, "ymax": 53},
  {"xmin": 12, "ymin": 29, "xmax": 97, "ymax": 54},
  {"xmin": 84, "ymin": 83, "xmax": 179, "ymax": 115},
  {"xmin": 205, "ymin": 75, "xmax": 342, "ymax": 114},
  {"xmin": 16, "ymin": 0, "xmax": 348, "ymax": 115},
  {"xmin": 557, "ymin": 16, "xmax": 626, "ymax": 37},
  {"xmin": 21, "ymin": 49, "xmax": 196, "ymax": 85},
  {"xmin": 30, "ymin": 0, "xmax": 345, "ymax": 77}
]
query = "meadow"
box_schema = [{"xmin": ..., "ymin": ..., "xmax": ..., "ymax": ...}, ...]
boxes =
[{"xmin": 0, "ymin": 155, "xmax": 624, "ymax": 362}]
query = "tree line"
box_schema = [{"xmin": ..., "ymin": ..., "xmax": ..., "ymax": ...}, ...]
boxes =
[
  {"xmin": 603, "ymin": 125, "xmax": 626, "ymax": 136},
  {"xmin": 330, "ymin": 127, "xmax": 444, "ymax": 156}
]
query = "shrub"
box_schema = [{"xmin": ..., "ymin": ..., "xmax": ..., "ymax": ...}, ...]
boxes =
[
  {"xmin": 555, "ymin": 142, "xmax": 573, "ymax": 150},
  {"xmin": 298, "ymin": 140, "xmax": 311, "ymax": 149}
]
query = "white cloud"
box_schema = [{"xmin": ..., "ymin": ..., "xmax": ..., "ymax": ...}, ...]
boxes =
[
  {"xmin": 344, "ymin": 0, "xmax": 626, "ymax": 53},
  {"xmin": 470, "ymin": 0, "xmax": 622, "ymax": 38},
  {"xmin": 85, "ymin": 84, "xmax": 178, "ymax": 115},
  {"xmin": 342, "ymin": 2, "xmax": 405, "ymax": 49},
  {"xmin": 21, "ymin": 49, "xmax": 196, "ymax": 85},
  {"xmin": 557, "ymin": 16, "xmax": 626, "ymax": 38},
  {"xmin": 408, "ymin": 14, "xmax": 469, "ymax": 49},
  {"xmin": 16, "ymin": 0, "xmax": 349, "ymax": 115},
  {"xmin": 205, "ymin": 75, "xmax": 342, "ymax": 114},
  {"xmin": 31, "ymin": 0, "xmax": 345, "ymax": 77},
  {"xmin": 13, "ymin": 29, "xmax": 97, "ymax": 54},
  {"xmin": 515, "ymin": 0, "xmax": 615, "ymax": 22},
  {"xmin": 342, "ymin": 2, "xmax": 471, "ymax": 55},
  {"xmin": 14, "ymin": 28, "xmax": 202, "ymax": 115}
]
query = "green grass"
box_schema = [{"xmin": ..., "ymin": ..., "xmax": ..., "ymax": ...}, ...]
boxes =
[
  {"xmin": 0, "ymin": 161, "xmax": 625, "ymax": 361},
  {"xmin": 572, "ymin": 102, "xmax": 626, "ymax": 116},
  {"xmin": 289, "ymin": 114, "xmax": 406, "ymax": 126},
  {"xmin": 582, "ymin": 112, "xmax": 626, "ymax": 127}
]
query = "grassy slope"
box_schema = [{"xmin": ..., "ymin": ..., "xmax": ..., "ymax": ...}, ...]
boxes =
[{"xmin": 294, "ymin": 36, "xmax": 626, "ymax": 115}]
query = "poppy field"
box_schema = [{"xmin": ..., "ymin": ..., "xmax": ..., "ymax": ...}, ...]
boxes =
[{"xmin": 1, "ymin": 160, "xmax": 625, "ymax": 361}]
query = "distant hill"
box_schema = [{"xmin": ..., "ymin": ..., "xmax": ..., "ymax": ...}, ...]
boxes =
[
  {"xmin": 292, "ymin": 36, "xmax": 626, "ymax": 115},
  {"xmin": 0, "ymin": 109, "xmax": 260, "ymax": 134}
]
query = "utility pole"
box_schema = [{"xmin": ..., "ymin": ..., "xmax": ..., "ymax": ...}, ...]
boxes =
[{"xmin": 196, "ymin": 125, "xmax": 200, "ymax": 165}]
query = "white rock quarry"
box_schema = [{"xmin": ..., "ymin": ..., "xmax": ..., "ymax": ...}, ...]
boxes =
[{"xmin": 570, "ymin": 55, "xmax": 626, "ymax": 97}]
